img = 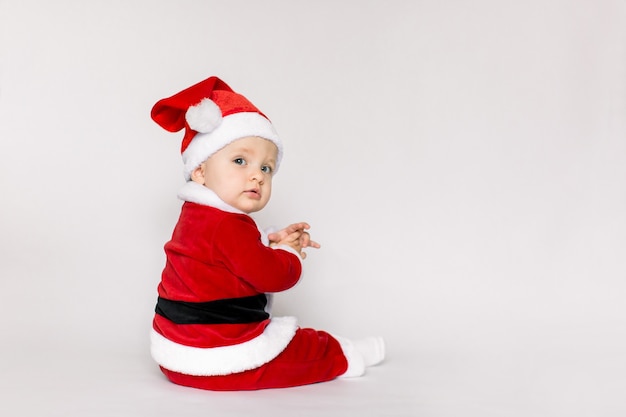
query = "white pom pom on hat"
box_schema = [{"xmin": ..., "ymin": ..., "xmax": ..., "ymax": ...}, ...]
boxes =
[
  {"xmin": 185, "ymin": 98, "xmax": 223, "ymax": 134},
  {"xmin": 151, "ymin": 76, "xmax": 283, "ymax": 180}
]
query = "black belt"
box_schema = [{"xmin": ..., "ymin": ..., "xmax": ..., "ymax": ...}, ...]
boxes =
[{"xmin": 155, "ymin": 294, "xmax": 269, "ymax": 325}]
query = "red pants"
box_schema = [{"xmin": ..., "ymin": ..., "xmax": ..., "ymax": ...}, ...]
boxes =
[{"xmin": 160, "ymin": 328, "xmax": 348, "ymax": 391}]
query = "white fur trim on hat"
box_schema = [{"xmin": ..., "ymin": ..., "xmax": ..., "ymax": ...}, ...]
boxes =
[
  {"xmin": 182, "ymin": 112, "xmax": 283, "ymax": 180},
  {"xmin": 151, "ymin": 316, "xmax": 298, "ymax": 376}
]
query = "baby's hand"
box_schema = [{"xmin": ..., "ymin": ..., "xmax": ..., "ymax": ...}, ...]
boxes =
[
  {"xmin": 268, "ymin": 222, "xmax": 320, "ymax": 259},
  {"xmin": 278, "ymin": 230, "xmax": 306, "ymax": 258}
]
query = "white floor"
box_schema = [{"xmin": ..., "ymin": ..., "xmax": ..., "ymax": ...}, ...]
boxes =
[{"xmin": 2, "ymin": 329, "xmax": 625, "ymax": 417}]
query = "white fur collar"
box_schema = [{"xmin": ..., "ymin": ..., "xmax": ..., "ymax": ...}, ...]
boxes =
[
  {"xmin": 177, "ymin": 181, "xmax": 299, "ymax": 257},
  {"xmin": 177, "ymin": 181, "xmax": 244, "ymax": 214}
]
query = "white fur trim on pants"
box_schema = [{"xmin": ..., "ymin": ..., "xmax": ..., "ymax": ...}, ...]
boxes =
[{"xmin": 151, "ymin": 316, "xmax": 298, "ymax": 376}]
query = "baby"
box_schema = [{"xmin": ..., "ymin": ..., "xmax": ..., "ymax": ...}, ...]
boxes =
[{"xmin": 150, "ymin": 76, "xmax": 384, "ymax": 390}]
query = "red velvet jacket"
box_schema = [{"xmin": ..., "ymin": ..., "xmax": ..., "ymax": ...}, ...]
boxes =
[{"xmin": 151, "ymin": 182, "xmax": 302, "ymax": 376}]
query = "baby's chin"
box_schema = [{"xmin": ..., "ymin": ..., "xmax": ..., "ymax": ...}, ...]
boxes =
[{"xmin": 237, "ymin": 201, "xmax": 269, "ymax": 214}]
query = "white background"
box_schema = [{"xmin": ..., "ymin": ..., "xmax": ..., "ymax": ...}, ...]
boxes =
[{"xmin": 1, "ymin": 1, "xmax": 625, "ymax": 416}]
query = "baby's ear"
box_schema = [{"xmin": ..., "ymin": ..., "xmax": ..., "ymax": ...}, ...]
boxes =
[{"xmin": 190, "ymin": 164, "xmax": 206, "ymax": 185}]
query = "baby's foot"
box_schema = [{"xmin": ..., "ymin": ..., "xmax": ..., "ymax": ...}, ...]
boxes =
[{"xmin": 353, "ymin": 337, "xmax": 385, "ymax": 367}]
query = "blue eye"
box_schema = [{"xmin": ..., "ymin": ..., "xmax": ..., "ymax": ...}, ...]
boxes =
[
  {"xmin": 233, "ymin": 158, "xmax": 245, "ymax": 165},
  {"xmin": 261, "ymin": 165, "xmax": 273, "ymax": 174}
]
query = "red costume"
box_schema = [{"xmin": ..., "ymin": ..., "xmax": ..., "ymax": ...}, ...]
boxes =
[{"xmin": 151, "ymin": 183, "xmax": 348, "ymax": 390}]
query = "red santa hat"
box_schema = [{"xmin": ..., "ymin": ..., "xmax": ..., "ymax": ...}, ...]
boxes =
[{"xmin": 151, "ymin": 76, "xmax": 283, "ymax": 180}]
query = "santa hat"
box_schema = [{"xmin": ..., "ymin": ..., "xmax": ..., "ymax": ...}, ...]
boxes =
[{"xmin": 151, "ymin": 76, "xmax": 283, "ymax": 180}]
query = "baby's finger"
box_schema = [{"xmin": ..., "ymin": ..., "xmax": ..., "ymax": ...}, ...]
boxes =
[
  {"xmin": 292, "ymin": 222, "xmax": 310, "ymax": 233},
  {"xmin": 307, "ymin": 239, "xmax": 321, "ymax": 249},
  {"xmin": 300, "ymin": 233, "xmax": 321, "ymax": 249},
  {"xmin": 285, "ymin": 223, "xmax": 303, "ymax": 234},
  {"xmin": 285, "ymin": 231, "xmax": 302, "ymax": 242}
]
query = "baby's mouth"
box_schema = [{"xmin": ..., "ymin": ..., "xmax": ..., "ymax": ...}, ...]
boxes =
[{"xmin": 244, "ymin": 189, "xmax": 261, "ymax": 199}]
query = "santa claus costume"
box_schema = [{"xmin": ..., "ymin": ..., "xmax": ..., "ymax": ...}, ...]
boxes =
[{"xmin": 150, "ymin": 76, "xmax": 384, "ymax": 390}]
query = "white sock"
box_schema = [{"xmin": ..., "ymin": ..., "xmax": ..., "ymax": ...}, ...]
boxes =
[
  {"xmin": 353, "ymin": 337, "xmax": 385, "ymax": 367},
  {"xmin": 335, "ymin": 336, "xmax": 385, "ymax": 378}
]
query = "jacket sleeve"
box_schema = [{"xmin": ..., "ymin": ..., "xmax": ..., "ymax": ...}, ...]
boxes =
[{"xmin": 212, "ymin": 214, "xmax": 302, "ymax": 293}]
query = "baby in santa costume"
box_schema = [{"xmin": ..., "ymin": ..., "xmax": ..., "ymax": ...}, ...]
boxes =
[{"xmin": 150, "ymin": 76, "xmax": 384, "ymax": 390}]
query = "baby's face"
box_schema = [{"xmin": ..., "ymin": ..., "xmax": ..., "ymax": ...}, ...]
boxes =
[{"xmin": 192, "ymin": 136, "xmax": 278, "ymax": 213}]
